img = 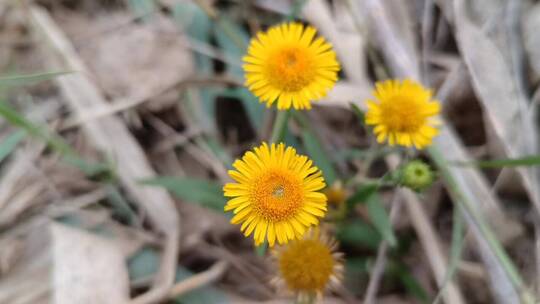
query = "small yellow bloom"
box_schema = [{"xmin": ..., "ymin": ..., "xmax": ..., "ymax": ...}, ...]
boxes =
[
  {"xmin": 224, "ymin": 143, "xmax": 327, "ymax": 247},
  {"xmin": 272, "ymin": 228, "xmax": 344, "ymax": 301},
  {"xmin": 365, "ymin": 79, "xmax": 441, "ymax": 149},
  {"xmin": 323, "ymin": 181, "xmax": 347, "ymax": 207},
  {"xmin": 243, "ymin": 22, "xmax": 340, "ymax": 110}
]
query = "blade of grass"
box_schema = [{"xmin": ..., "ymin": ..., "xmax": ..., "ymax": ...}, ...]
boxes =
[
  {"xmin": 0, "ymin": 101, "xmax": 111, "ymax": 176},
  {"xmin": 433, "ymin": 205, "xmax": 465, "ymax": 304},
  {"xmin": 127, "ymin": 0, "xmax": 155, "ymax": 21},
  {"xmin": 336, "ymin": 221, "xmax": 381, "ymax": 249},
  {"xmin": 141, "ymin": 177, "xmax": 227, "ymax": 213},
  {"xmin": 294, "ymin": 112, "xmax": 338, "ymax": 185},
  {"xmin": 454, "ymin": 155, "xmax": 540, "ymax": 168},
  {"xmin": 388, "ymin": 261, "xmax": 429, "ymax": 303},
  {"xmin": 346, "ymin": 183, "xmax": 378, "ymax": 211},
  {"xmin": 213, "ymin": 16, "xmax": 265, "ymax": 132},
  {"xmin": 366, "ymin": 193, "xmax": 397, "ymax": 247},
  {"xmin": 429, "ymin": 146, "xmax": 534, "ymax": 302},
  {"xmin": 0, "ymin": 130, "xmax": 25, "ymax": 163},
  {"xmin": 0, "ymin": 71, "xmax": 71, "ymax": 87}
]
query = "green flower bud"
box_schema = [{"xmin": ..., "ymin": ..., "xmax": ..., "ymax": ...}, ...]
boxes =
[{"xmin": 401, "ymin": 160, "xmax": 434, "ymax": 191}]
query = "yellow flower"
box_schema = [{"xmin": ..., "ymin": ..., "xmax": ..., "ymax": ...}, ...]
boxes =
[
  {"xmin": 365, "ymin": 79, "xmax": 441, "ymax": 149},
  {"xmin": 243, "ymin": 22, "xmax": 340, "ymax": 110},
  {"xmin": 224, "ymin": 143, "xmax": 327, "ymax": 247},
  {"xmin": 272, "ymin": 228, "xmax": 344, "ymax": 301},
  {"xmin": 323, "ymin": 181, "xmax": 347, "ymax": 207}
]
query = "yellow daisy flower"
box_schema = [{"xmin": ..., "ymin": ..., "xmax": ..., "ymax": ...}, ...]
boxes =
[
  {"xmin": 223, "ymin": 142, "xmax": 327, "ymax": 247},
  {"xmin": 243, "ymin": 22, "xmax": 340, "ymax": 110},
  {"xmin": 272, "ymin": 228, "xmax": 344, "ymax": 301},
  {"xmin": 365, "ymin": 79, "xmax": 441, "ymax": 149}
]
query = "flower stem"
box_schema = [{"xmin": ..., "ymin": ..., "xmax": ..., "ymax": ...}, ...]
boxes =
[{"xmin": 270, "ymin": 110, "xmax": 290, "ymax": 143}]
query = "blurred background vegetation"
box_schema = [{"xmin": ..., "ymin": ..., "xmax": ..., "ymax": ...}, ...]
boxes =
[{"xmin": 1, "ymin": 0, "xmax": 540, "ymax": 303}]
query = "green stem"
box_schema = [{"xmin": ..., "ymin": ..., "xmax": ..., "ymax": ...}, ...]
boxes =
[{"xmin": 269, "ymin": 110, "xmax": 290, "ymax": 143}]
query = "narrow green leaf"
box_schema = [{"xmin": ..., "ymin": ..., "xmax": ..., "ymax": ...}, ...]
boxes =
[
  {"xmin": 0, "ymin": 130, "xmax": 25, "ymax": 163},
  {"xmin": 388, "ymin": 261, "xmax": 429, "ymax": 303},
  {"xmin": 214, "ymin": 17, "xmax": 266, "ymax": 132},
  {"xmin": 433, "ymin": 206, "xmax": 465, "ymax": 304},
  {"xmin": 350, "ymin": 103, "xmax": 366, "ymax": 125},
  {"xmin": 142, "ymin": 177, "xmax": 226, "ymax": 212},
  {"xmin": 128, "ymin": 247, "xmax": 160, "ymax": 281},
  {"xmin": 0, "ymin": 71, "xmax": 71, "ymax": 87},
  {"xmin": 345, "ymin": 257, "xmax": 369, "ymax": 274},
  {"xmin": 127, "ymin": 0, "xmax": 155, "ymax": 20},
  {"xmin": 301, "ymin": 129, "xmax": 337, "ymax": 185},
  {"xmin": 0, "ymin": 101, "xmax": 45, "ymax": 139},
  {"xmin": 292, "ymin": 112, "xmax": 338, "ymax": 184},
  {"xmin": 219, "ymin": 88, "xmax": 265, "ymax": 132},
  {"xmin": 128, "ymin": 248, "xmax": 229, "ymax": 303},
  {"xmin": 287, "ymin": 0, "xmax": 308, "ymax": 20},
  {"xmin": 336, "ymin": 221, "xmax": 381, "ymax": 249},
  {"xmin": 174, "ymin": 267, "xmax": 229, "ymax": 304},
  {"xmin": 366, "ymin": 193, "xmax": 397, "ymax": 247},
  {"xmin": 346, "ymin": 183, "xmax": 378, "ymax": 211},
  {"xmin": 196, "ymin": 136, "xmax": 233, "ymax": 168},
  {"xmin": 172, "ymin": 2, "xmax": 212, "ymax": 73},
  {"xmin": 129, "ymin": 247, "xmax": 229, "ymax": 303},
  {"xmin": 173, "ymin": 3, "xmax": 218, "ymax": 129},
  {"xmin": 106, "ymin": 186, "xmax": 139, "ymax": 226},
  {"xmin": 0, "ymin": 101, "xmax": 111, "ymax": 177},
  {"xmin": 454, "ymin": 155, "xmax": 540, "ymax": 168}
]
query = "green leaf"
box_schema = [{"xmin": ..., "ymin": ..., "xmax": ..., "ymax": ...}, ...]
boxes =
[
  {"xmin": 219, "ymin": 87, "xmax": 265, "ymax": 132},
  {"xmin": 141, "ymin": 177, "xmax": 226, "ymax": 212},
  {"xmin": 292, "ymin": 112, "xmax": 338, "ymax": 185},
  {"xmin": 287, "ymin": 0, "xmax": 309, "ymax": 20},
  {"xmin": 195, "ymin": 136, "xmax": 233, "ymax": 168},
  {"xmin": 350, "ymin": 103, "xmax": 366, "ymax": 126},
  {"xmin": 0, "ymin": 101, "xmax": 110, "ymax": 177},
  {"xmin": 0, "ymin": 130, "xmax": 25, "ymax": 163},
  {"xmin": 344, "ymin": 257, "xmax": 370, "ymax": 297},
  {"xmin": 128, "ymin": 248, "xmax": 229, "ymax": 304},
  {"xmin": 213, "ymin": 17, "xmax": 266, "ymax": 133},
  {"xmin": 128, "ymin": 247, "xmax": 160, "ymax": 281},
  {"xmin": 366, "ymin": 193, "xmax": 397, "ymax": 247},
  {"xmin": 433, "ymin": 206, "xmax": 465, "ymax": 304},
  {"xmin": 174, "ymin": 267, "xmax": 229, "ymax": 304},
  {"xmin": 173, "ymin": 3, "xmax": 218, "ymax": 129},
  {"xmin": 454, "ymin": 155, "xmax": 540, "ymax": 168},
  {"xmin": 301, "ymin": 129, "xmax": 337, "ymax": 185},
  {"xmin": 0, "ymin": 71, "xmax": 71, "ymax": 87},
  {"xmin": 0, "ymin": 101, "xmax": 45, "ymax": 139},
  {"xmin": 388, "ymin": 261, "xmax": 429, "ymax": 303},
  {"xmin": 106, "ymin": 186, "xmax": 138, "ymax": 226},
  {"xmin": 336, "ymin": 221, "xmax": 381, "ymax": 249},
  {"xmin": 346, "ymin": 183, "xmax": 379, "ymax": 211},
  {"xmin": 172, "ymin": 2, "xmax": 212, "ymax": 73},
  {"xmin": 345, "ymin": 257, "xmax": 369, "ymax": 274},
  {"xmin": 127, "ymin": 0, "xmax": 155, "ymax": 20}
]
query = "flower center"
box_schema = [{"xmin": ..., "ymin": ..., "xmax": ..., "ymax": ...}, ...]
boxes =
[
  {"xmin": 266, "ymin": 47, "xmax": 315, "ymax": 92},
  {"xmin": 379, "ymin": 96, "xmax": 426, "ymax": 132},
  {"xmin": 250, "ymin": 169, "xmax": 304, "ymax": 221},
  {"xmin": 279, "ymin": 239, "xmax": 334, "ymax": 292}
]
